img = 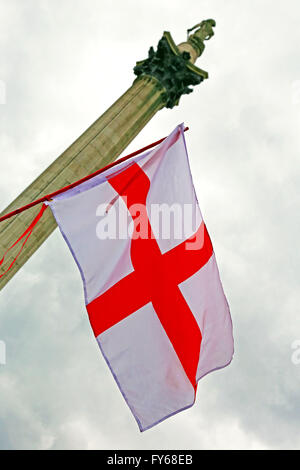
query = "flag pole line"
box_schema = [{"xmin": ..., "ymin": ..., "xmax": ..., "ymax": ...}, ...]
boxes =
[{"xmin": 0, "ymin": 127, "xmax": 189, "ymax": 224}]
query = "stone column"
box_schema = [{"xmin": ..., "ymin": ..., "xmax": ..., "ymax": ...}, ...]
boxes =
[{"xmin": 0, "ymin": 20, "xmax": 215, "ymax": 291}]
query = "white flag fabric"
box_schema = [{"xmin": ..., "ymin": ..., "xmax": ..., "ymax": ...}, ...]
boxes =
[{"xmin": 48, "ymin": 124, "xmax": 234, "ymax": 431}]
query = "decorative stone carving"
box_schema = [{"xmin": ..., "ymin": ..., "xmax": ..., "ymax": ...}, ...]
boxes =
[
  {"xmin": 133, "ymin": 19, "xmax": 215, "ymax": 109},
  {"xmin": 134, "ymin": 36, "xmax": 203, "ymax": 109}
]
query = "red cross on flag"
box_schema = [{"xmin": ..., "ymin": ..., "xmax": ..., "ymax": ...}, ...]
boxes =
[{"xmin": 48, "ymin": 124, "xmax": 234, "ymax": 431}]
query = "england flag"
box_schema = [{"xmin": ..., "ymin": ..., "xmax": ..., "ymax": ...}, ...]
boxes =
[{"xmin": 48, "ymin": 124, "xmax": 234, "ymax": 431}]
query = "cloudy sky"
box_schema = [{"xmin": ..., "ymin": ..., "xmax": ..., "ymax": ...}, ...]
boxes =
[{"xmin": 0, "ymin": 0, "xmax": 300, "ymax": 450}]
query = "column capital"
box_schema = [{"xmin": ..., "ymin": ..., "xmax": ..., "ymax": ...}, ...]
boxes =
[{"xmin": 133, "ymin": 20, "xmax": 216, "ymax": 109}]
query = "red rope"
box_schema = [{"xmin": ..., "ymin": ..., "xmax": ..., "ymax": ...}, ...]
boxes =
[
  {"xmin": 0, "ymin": 203, "xmax": 47, "ymax": 278},
  {"xmin": 0, "ymin": 127, "xmax": 189, "ymax": 223}
]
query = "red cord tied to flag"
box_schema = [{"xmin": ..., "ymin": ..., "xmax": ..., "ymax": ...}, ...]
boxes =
[{"xmin": 0, "ymin": 203, "xmax": 48, "ymax": 279}]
